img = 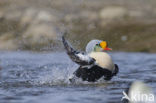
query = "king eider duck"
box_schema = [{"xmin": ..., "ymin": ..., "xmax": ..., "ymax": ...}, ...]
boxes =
[{"xmin": 62, "ymin": 36, "xmax": 119, "ymax": 82}]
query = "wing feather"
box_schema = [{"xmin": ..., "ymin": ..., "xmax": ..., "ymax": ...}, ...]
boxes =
[{"xmin": 62, "ymin": 36, "xmax": 95, "ymax": 66}]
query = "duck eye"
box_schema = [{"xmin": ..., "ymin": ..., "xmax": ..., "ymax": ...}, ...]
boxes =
[{"xmin": 96, "ymin": 44, "xmax": 100, "ymax": 46}]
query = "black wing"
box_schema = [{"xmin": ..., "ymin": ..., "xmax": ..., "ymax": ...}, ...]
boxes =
[{"xmin": 62, "ymin": 36, "xmax": 95, "ymax": 66}]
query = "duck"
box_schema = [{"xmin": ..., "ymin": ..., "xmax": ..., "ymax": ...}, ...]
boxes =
[{"xmin": 62, "ymin": 36, "xmax": 119, "ymax": 82}]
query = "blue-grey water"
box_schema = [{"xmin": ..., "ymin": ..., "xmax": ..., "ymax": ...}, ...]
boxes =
[{"xmin": 0, "ymin": 51, "xmax": 156, "ymax": 103}]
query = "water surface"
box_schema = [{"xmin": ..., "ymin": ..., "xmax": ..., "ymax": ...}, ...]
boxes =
[{"xmin": 0, "ymin": 51, "xmax": 156, "ymax": 103}]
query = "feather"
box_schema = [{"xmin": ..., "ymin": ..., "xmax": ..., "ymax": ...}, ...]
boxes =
[{"xmin": 62, "ymin": 36, "xmax": 95, "ymax": 66}]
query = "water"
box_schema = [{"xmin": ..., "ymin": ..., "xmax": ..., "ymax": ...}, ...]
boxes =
[{"xmin": 0, "ymin": 51, "xmax": 156, "ymax": 103}]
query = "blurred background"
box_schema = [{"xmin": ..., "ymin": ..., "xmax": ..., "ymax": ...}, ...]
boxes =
[
  {"xmin": 0, "ymin": 0, "xmax": 156, "ymax": 52},
  {"xmin": 1, "ymin": 1, "xmax": 156, "ymax": 103}
]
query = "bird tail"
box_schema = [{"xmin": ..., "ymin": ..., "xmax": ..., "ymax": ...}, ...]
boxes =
[{"xmin": 113, "ymin": 64, "xmax": 119, "ymax": 76}]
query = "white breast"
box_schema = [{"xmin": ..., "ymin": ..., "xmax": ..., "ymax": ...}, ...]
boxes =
[{"xmin": 89, "ymin": 52, "xmax": 115, "ymax": 71}]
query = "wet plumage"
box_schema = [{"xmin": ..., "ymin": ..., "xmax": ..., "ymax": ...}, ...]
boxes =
[{"xmin": 62, "ymin": 36, "xmax": 119, "ymax": 82}]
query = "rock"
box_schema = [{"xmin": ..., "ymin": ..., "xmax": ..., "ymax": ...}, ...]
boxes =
[
  {"xmin": 4, "ymin": 10, "xmax": 22, "ymax": 21},
  {"xmin": 21, "ymin": 10, "xmax": 58, "ymax": 50},
  {"xmin": 0, "ymin": 11, "xmax": 3, "ymax": 19},
  {"xmin": 20, "ymin": 8, "xmax": 37, "ymax": 26},
  {"xmin": 65, "ymin": 11, "xmax": 98, "ymax": 22},
  {"xmin": 37, "ymin": 10, "xmax": 54, "ymax": 22},
  {"xmin": 0, "ymin": 33, "xmax": 17, "ymax": 50},
  {"xmin": 99, "ymin": 6, "xmax": 128, "ymax": 20},
  {"xmin": 80, "ymin": 11, "xmax": 98, "ymax": 21},
  {"xmin": 121, "ymin": 35, "xmax": 128, "ymax": 41},
  {"xmin": 0, "ymin": 5, "xmax": 60, "ymax": 50},
  {"xmin": 23, "ymin": 24, "xmax": 57, "ymax": 43},
  {"xmin": 65, "ymin": 14, "xmax": 79, "ymax": 22},
  {"xmin": 0, "ymin": 0, "xmax": 155, "ymax": 51},
  {"xmin": 20, "ymin": 9, "xmax": 58, "ymax": 25},
  {"xmin": 129, "ymin": 11, "xmax": 144, "ymax": 17}
]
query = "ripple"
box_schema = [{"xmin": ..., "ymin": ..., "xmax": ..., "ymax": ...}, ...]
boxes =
[{"xmin": 0, "ymin": 51, "xmax": 156, "ymax": 103}]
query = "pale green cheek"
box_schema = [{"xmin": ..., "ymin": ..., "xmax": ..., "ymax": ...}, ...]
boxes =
[{"xmin": 94, "ymin": 46, "xmax": 103, "ymax": 52}]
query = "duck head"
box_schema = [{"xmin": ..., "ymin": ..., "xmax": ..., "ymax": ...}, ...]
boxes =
[
  {"xmin": 94, "ymin": 41, "xmax": 112, "ymax": 52},
  {"xmin": 86, "ymin": 40, "xmax": 112, "ymax": 53}
]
